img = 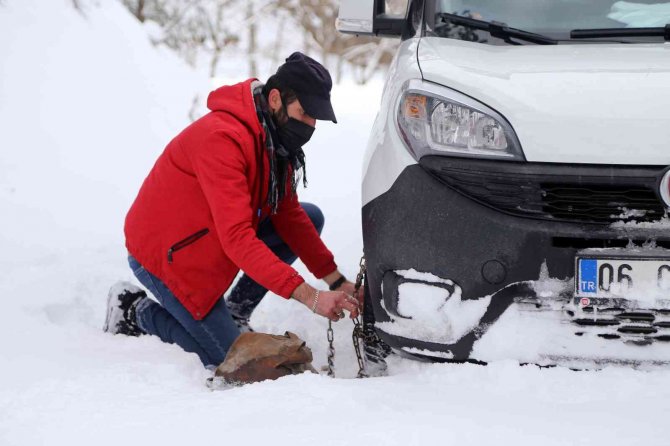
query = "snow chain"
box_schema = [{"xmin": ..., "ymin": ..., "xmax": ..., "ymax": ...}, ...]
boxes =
[
  {"xmin": 326, "ymin": 321, "xmax": 335, "ymax": 377},
  {"xmin": 326, "ymin": 256, "xmax": 369, "ymax": 379}
]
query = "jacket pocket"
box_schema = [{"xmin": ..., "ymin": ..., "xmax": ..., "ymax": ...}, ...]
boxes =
[{"xmin": 167, "ymin": 228, "xmax": 210, "ymax": 264}]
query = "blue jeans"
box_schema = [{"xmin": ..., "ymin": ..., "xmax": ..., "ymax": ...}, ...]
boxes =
[{"xmin": 129, "ymin": 202, "xmax": 324, "ymax": 367}]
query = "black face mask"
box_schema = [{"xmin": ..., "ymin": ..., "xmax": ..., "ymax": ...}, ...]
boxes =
[{"xmin": 277, "ymin": 117, "xmax": 315, "ymax": 152}]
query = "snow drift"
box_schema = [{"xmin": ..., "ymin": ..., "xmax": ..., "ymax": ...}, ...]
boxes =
[{"xmin": 1, "ymin": 1, "xmax": 670, "ymax": 445}]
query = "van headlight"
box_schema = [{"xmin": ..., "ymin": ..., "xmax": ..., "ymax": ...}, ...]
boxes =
[{"xmin": 397, "ymin": 80, "xmax": 525, "ymax": 161}]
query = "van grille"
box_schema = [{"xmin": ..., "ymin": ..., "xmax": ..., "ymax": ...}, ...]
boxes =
[
  {"xmin": 420, "ymin": 157, "xmax": 668, "ymax": 225},
  {"xmin": 571, "ymin": 307, "xmax": 670, "ymax": 345},
  {"xmin": 518, "ymin": 294, "xmax": 670, "ymax": 347}
]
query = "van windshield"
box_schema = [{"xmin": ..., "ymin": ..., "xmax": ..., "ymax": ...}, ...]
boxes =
[{"xmin": 433, "ymin": 0, "xmax": 670, "ymax": 42}]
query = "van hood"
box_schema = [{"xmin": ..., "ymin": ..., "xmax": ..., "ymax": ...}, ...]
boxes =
[{"xmin": 418, "ymin": 38, "xmax": 670, "ymax": 165}]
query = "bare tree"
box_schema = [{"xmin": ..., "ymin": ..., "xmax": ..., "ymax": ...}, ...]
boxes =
[
  {"xmin": 119, "ymin": 0, "xmax": 404, "ymax": 83},
  {"xmin": 72, "ymin": 0, "xmax": 90, "ymax": 16},
  {"xmin": 121, "ymin": 0, "xmax": 149, "ymax": 22},
  {"xmin": 276, "ymin": 0, "xmax": 400, "ymax": 83},
  {"xmin": 197, "ymin": 0, "xmax": 241, "ymax": 76},
  {"xmin": 126, "ymin": 0, "xmax": 146, "ymax": 22},
  {"xmin": 121, "ymin": 0, "xmax": 240, "ymax": 73},
  {"xmin": 246, "ymin": 0, "xmax": 258, "ymax": 76}
]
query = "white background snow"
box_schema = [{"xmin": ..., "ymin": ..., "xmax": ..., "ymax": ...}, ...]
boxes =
[{"xmin": 1, "ymin": 1, "xmax": 670, "ymax": 445}]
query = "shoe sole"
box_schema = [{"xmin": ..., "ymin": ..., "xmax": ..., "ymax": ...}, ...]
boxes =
[
  {"xmin": 104, "ymin": 281, "xmax": 143, "ymax": 333},
  {"xmin": 103, "ymin": 287, "xmax": 118, "ymax": 333}
]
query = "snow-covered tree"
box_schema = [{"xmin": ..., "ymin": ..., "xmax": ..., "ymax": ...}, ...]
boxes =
[
  {"xmin": 118, "ymin": 0, "xmax": 408, "ymax": 83},
  {"xmin": 274, "ymin": 0, "xmax": 403, "ymax": 83},
  {"xmin": 121, "ymin": 0, "xmax": 242, "ymax": 76}
]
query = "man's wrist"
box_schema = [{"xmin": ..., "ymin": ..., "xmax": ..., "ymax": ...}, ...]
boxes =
[
  {"xmin": 291, "ymin": 283, "xmax": 315, "ymax": 306},
  {"xmin": 328, "ymin": 275, "xmax": 346, "ymax": 291},
  {"xmin": 323, "ymin": 270, "xmax": 342, "ymax": 287}
]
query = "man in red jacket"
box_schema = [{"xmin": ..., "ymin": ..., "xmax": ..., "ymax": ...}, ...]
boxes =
[{"xmin": 104, "ymin": 53, "xmax": 361, "ymax": 368}]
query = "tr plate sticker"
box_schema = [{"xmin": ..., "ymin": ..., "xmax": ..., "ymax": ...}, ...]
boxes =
[{"xmin": 579, "ymin": 259, "xmax": 598, "ymax": 294}]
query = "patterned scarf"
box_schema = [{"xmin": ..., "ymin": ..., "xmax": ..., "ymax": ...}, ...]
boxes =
[{"xmin": 253, "ymin": 85, "xmax": 307, "ymax": 214}]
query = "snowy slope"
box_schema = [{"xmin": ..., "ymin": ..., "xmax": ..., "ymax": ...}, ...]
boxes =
[{"xmin": 1, "ymin": 1, "xmax": 670, "ymax": 445}]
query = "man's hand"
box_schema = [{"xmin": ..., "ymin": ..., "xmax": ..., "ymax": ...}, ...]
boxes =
[
  {"xmin": 334, "ymin": 280, "xmax": 363, "ymax": 307},
  {"xmin": 323, "ymin": 270, "xmax": 363, "ymax": 307},
  {"xmin": 291, "ymin": 283, "xmax": 360, "ymax": 321}
]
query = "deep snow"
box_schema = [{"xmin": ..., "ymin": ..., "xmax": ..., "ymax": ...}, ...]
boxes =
[{"xmin": 2, "ymin": 1, "xmax": 670, "ymax": 445}]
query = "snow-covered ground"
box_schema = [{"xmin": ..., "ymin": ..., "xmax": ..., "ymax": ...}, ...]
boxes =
[{"xmin": 1, "ymin": 1, "xmax": 670, "ymax": 445}]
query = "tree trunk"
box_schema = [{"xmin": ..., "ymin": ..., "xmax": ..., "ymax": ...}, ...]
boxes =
[
  {"xmin": 210, "ymin": 48, "xmax": 221, "ymax": 78},
  {"xmin": 136, "ymin": 0, "xmax": 146, "ymax": 22},
  {"xmin": 247, "ymin": 0, "xmax": 257, "ymax": 76},
  {"xmin": 336, "ymin": 55, "xmax": 343, "ymax": 84},
  {"xmin": 272, "ymin": 17, "xmax": 285, "ymax": 69}
]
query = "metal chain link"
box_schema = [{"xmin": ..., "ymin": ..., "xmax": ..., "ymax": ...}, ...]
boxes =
[
  {"xmin": 352, "ymin": 257, "xmax": 369, "ymax": 378},
  {"xmin": 326, "ymin": 320, "xmax": 335, "ymax": 377},
  {"xmin": 325, "ymin": 256, "xmax": 368, "ymax": 378}
]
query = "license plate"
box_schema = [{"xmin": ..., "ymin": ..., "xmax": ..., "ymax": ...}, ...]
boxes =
[{"xmin": 575, "ymin": 250, "xmax": 670, "ymax": 301}]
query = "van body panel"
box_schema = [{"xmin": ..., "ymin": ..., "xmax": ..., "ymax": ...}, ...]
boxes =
[{"xmin": 418, "ymin": 38, "xmax": 670, "ymax": 165}]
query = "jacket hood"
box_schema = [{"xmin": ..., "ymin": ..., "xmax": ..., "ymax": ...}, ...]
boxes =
[{"xmin": 206, "ymin": 78, "xmax": 264, "ymax": 136}]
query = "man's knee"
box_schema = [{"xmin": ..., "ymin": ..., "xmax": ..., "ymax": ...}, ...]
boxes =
[{"xmin": 301, "ymin": 202, "xmax": 324, "ymax": 234}]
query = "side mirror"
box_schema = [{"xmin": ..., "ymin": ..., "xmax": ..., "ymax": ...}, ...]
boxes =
[{"xmin": 336, "ymin": 0, "xmax": 409, "ymax": 37}]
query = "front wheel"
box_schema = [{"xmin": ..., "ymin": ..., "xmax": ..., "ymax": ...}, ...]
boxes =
[{"xmin": 362, "ymin": 272, "xmax": 392, "ymax": 376}]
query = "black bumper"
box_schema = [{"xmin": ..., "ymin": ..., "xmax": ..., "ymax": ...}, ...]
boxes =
[{"xmin": 362, "ymin": 157, "xmax": 670, "ymax": 362}]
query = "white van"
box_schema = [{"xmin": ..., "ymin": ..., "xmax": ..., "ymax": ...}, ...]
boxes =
[{"xmin": 338, "ymin": 0, "xmax": 670, "ymax": 368}]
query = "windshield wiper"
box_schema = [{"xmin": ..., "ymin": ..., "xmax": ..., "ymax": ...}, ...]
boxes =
[
  {"xmin": 571, "ymin": 25, "xmax": 670, "ymax": 41},
  {"xmin": 435, "ymin": 12, "xmax": 557, "ymax": 45}
]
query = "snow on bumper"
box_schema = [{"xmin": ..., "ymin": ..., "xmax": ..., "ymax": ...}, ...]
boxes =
[
  {"xmin": 376, "ymin": 269, "xmax": 490, "ymax": 345},
  {"xmin": 373, "ymin": 267, "xmax": 670, "ymax": 368}
]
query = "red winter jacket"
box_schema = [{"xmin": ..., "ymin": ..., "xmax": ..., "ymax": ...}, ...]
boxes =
[{"xmin": 124, "ymin": 79, "xmax": 337, "ymax": 320}]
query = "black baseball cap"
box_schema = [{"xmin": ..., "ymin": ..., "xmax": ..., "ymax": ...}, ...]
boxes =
[{"xmin": 274, "ymin": 52, "xmax": 337, "ymax": 123}]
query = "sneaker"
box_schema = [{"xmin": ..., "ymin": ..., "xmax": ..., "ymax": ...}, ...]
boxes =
[
  {"xmin": 226, "ymin": 275, "xmax": 266, "ymax": 332},
  {"xmin": 103, "ymin": 281, "xmax": 146, "ymax": 336}
]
